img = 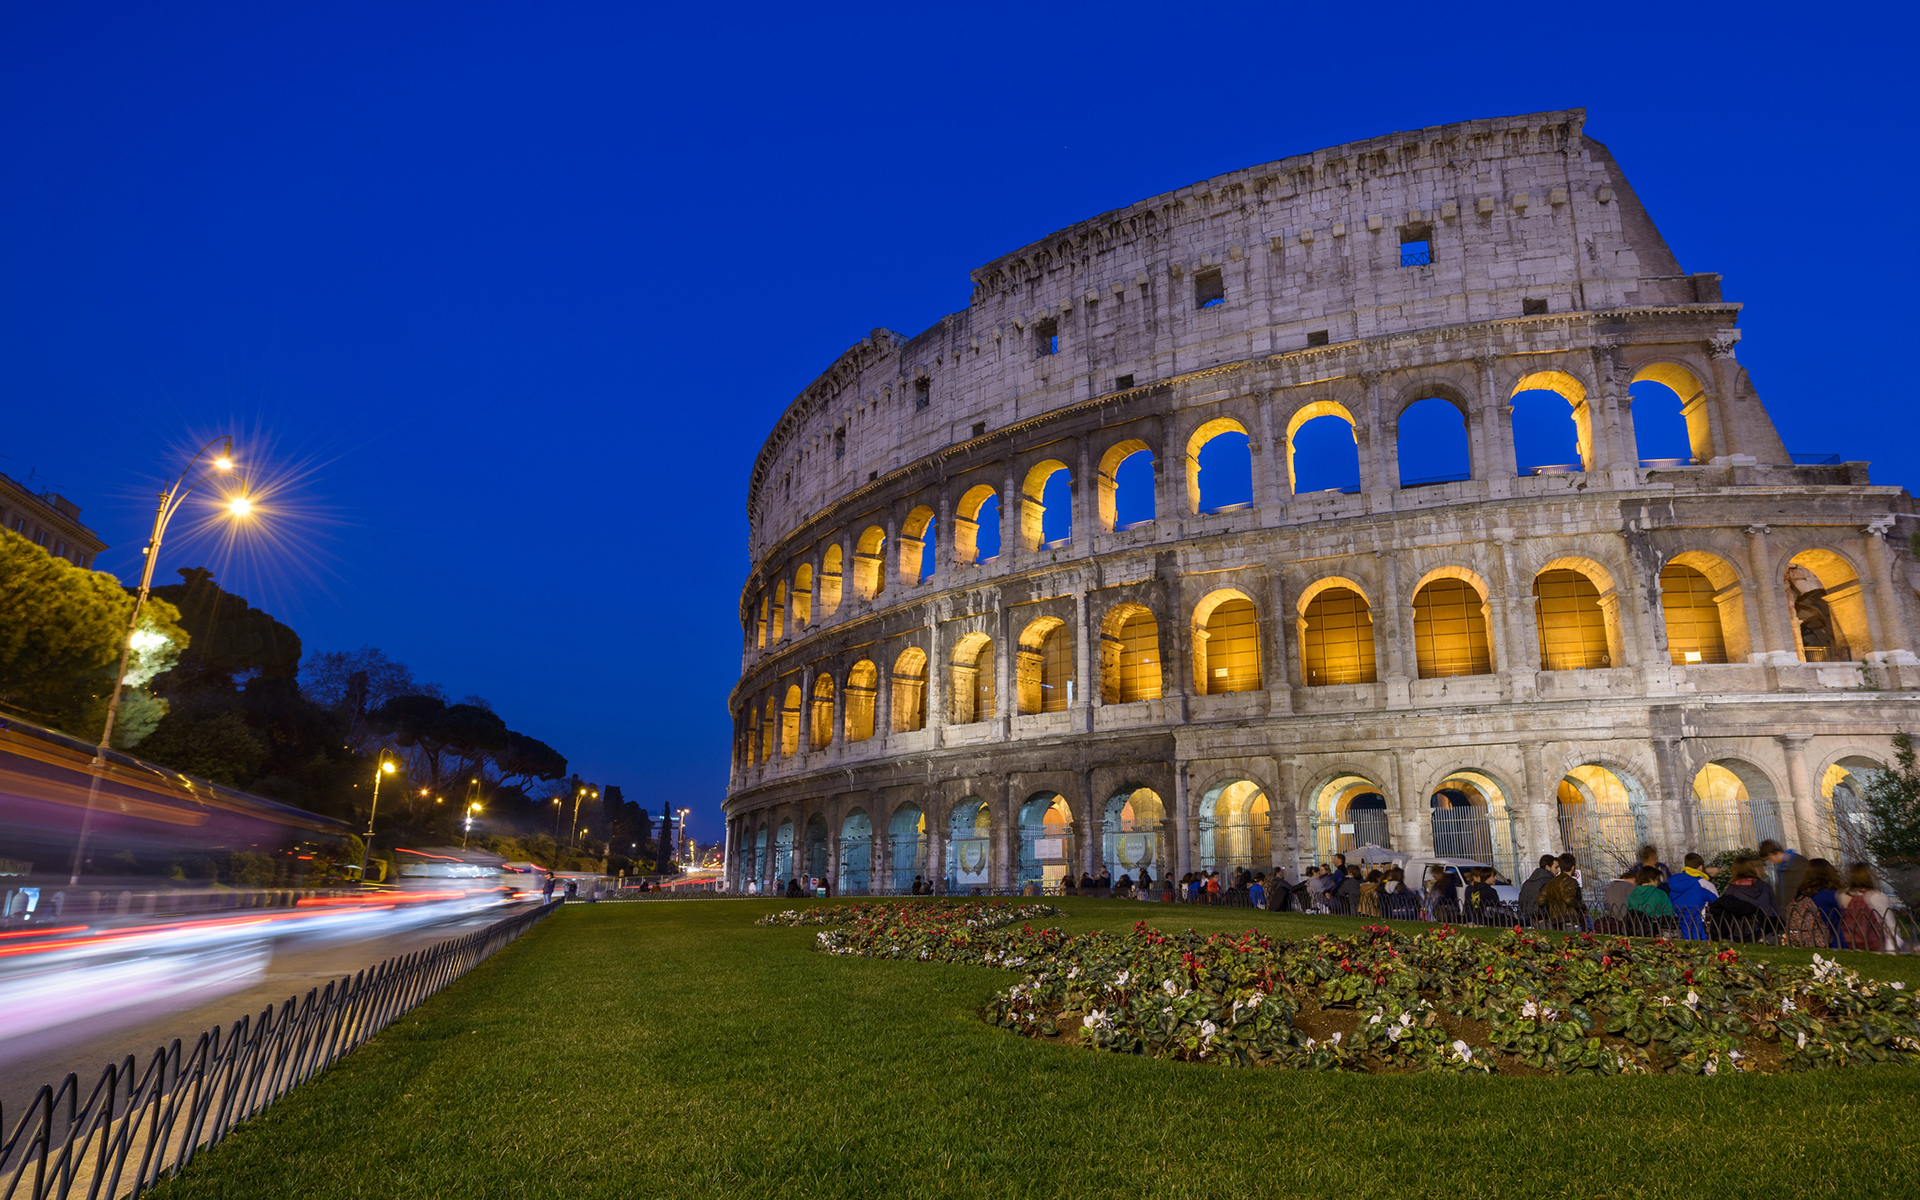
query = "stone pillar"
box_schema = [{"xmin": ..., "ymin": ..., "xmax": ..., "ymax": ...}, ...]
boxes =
[
  {"xmin": 1743, "ymin": 524, "xmax": 1797, "ymax": 664},
  {"xmin": 925, "ymin": 603, "xmax": 947, "ymax": 745},
  {"xmin": 829, "ymin": 663, "xmax": 847, "ymax": 760},
  {"xmin": 797, "ymin": 665, "xmax": 816, "ymax": 754},
  {"xmin": 1164, "ymin": 566, "xmax": 1193, "ymax": 722},
  {"xmin": 1519, "ymin": 740, "xmax": 1555, "ymax": 863},
  {"xmin": 994, "ymin": 599, "xmax": 1013, "ymax": 739},
  {"xmin": 1594, "ymin": 345, "xmax": 1638, "ymax": 474},
  {"xmin": 1255, "ymin": 390, "xmax": 1284, "ymax": 510},
  {"xmin": 1395, "ymin": 751, "xmax": 1431, "ymax": 855},
  {"xmin": 1074, "ymin": 437, "xmax": 1096, "ymax": 553},
  {"xmin": 1173, "ymin": 759, "xmax": 1193, "ymax": 879},
  {"xmin": 1861, "ymin": 520, "xmax": 1918, "ymax": 663},
  {"xmin": 1002, "ymin": 461, "xmax": 1021, "ymax": 566},
  {"xmin": 1153, "ymin": 417, "xmax": 1179, "ymax": 530},
  {"xmin": 874, "ymin": 655, "xmax": 892, "ymax": 745},
  {"xmin": 827, "ymin": 799, "xmax": 842, "ymax": 891},
  {"xmin": 1360, "ymin": 371, "xmax": 1396, "ymax": 501},
  {"xmin": 1379, "ymin": 550, "xmax": 1410, "ymax": 703},
  {"xmin": 1476, "ymin": 355, "xmax": 1517, "ymax": 481},
  {"xmin": 1651, "ymin": 736, "xmax": 1691, "ymax": 856},
  {"xmin": 1776, "ymin": 735, "xmax": 1823, "ymax": 858},
  {"xmin": 927, "ymin": 797, "xmax": 946, "ymax": 893},
  {"xmin": 1272, "ymin": 757, "xmax": 1298, "ymax": 874},
  {"xmin": 995, "ymin": 781, "xmax": 1015, "ymax": 892},
  {"xmin": 1266, "ymin": 568, "xmax": 1293, "ymax": 709},
  {"xmin": 1072, "ymin": 587, "xmax": 1092, "ymax": 728},
  {"xmin": 1082, "ymin": 767, "xmax": 1100, "ymax": 878}
]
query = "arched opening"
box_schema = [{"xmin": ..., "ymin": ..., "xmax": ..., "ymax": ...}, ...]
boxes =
[
  {"xmin": 1102, "ymin": 786, "xmax": 1168, "ymax": 881},
  {"xmin": 759, "ymin": 697, "xmax": 775, "ymax": 763},
  {"xmin": 1310, "ymin": 775, "xmax": 1391, "ymax": 860},
  {"xmin": 890, "ymin": 648, "xmax": 926, "ymax": 732},
  {"xmin": 1534, "ymin": 568, "xmax": 1610, "ymax": 670},
  {"xmin": 1556, "ymin": 764, "xmax": 1652, "ymax": 878},
  {"xmin": 948, "ymin": 632, "xmax": 995, "ymax": 724},
  {"xmin": 820, "ymin": 545, "xmax": 844, "ymax": 613},
  {"xmin": 1660, "ymin": 561, "xmax": 1729, "ymax": 664},
  {"xmin": 755, "ymin": 595, "xmax": 768, "ymax": 649},
  {"xmin": 1186, "ymin": 418, "xmax": 1252, "ymax": 514},
  {"xmin": 792, "ymin": 563, "xmax": 813, "ymax": 627},
  {"xmin": 1822, "ymin": 756, "xmax": 1889, "ymax": 867},
  {"xmin": 772, "ymin": 818, "xmax": 794, "ymax": 884},
  {"xmin": 1630, "ymin": 363, "xmax": 1712, "ymax": 465},
  {"xmin": 1430, "ymin": 770, "xmax": 1523, "ymax": 878},
  {"xmin": 809, "ymin": 674, "xmax": 835, "ymax": 749},
  {"xmin": 1397, "ymin": 396, "xmax": 1469, "ymax": 487},
  {"xmin": 1097, "ymin": 439, "xmax": 1155, "ymax": 529},
  {"xmin": 1020, "ymin": 459, "xmax": 1072, "ymax": 550},
  {"xmin": 1016, "ymin": 616, "xmax": 1073, "ymax": 714},
  {"xmin": 1098, "ymin": 602, "xmax": 1162, "ymax": 704},
  {"xmin": 1299, "ymin": 581, "xmax": 1377, "ymax": 686},
  {"xmin": 946, "ymin": 800, "xmax": 992, "ymax": 891},
  {"xmin": 839, "ymin": 809, "xmax": 872, "ymax": 894},
  {"xmin": 1786, "ymin": 549, "xmax": 1870, "ymax": 663},
  {"xmin": 953, "ymin": 484, "xmax": 1001, "ymax": 564},
  {"xmin": 900, "ymin": 505, "xmax": 936, "ymax": 584},
  {"xmin": 1199, "ymin": 779, "xmax": 1271, "ymax": 873},
  {"xmin": 1285, "ymin": 402, "xmax": 1361, "ymax": 495},
  {"xmin": 1509, "ymin": 371, "xmax": 1590, "ymax": 475},
  {"xmin": 853, "ymin": 526, "xmax": 887, "ymax": 600},
  {"xmin": 1191, "ymin": 589, "xmax": 1262, "ymax": 695},
  {"xmin": 803, "ymin": 813, "xmax": 829, "ymax": 880},
  {"xmin": 752, "ymin": 824, "xmax": 768, "ymax": 887},
  {"xmin": 771, "ymin": 581, "xmax": 786, "ymax": 641},
  {"xmin": 889, "ymin": 803, "xmax": 929, "ymax": 892},
  {"xmin": 1017, "ymin": 792, "xmax": 1074, "ymax": 889},
  {"xmin": 779, "ymin": 685, "xmax": 802, "ymax": 756},
  {"xmin": 1691, "ymin": 760, "xmax": 1784, "ymax": 857},
  {"xmin": 843, "ymin": 660, "xmax": 876, "ymax": 742},
  {"xmin": 1411, "ymin": 574, "xmax": 1493, "ymax": 678}
]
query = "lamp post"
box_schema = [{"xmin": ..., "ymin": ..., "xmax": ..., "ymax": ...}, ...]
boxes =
[
  {"xmin": 464, "ymin": 802, "xmax": 482, "ymax": 848},
  {"xmin": 677, "ymin": 807, "xmax": 691, "ymax": 866},
  {"xmin": 69, "ymin": 437, "xmax": 252, "ymax": 885},
  {"xmin": 357, "ymin": 753, "xmax": 398, "ymax": 882},
  {"xmin": 571, "ymin": 786, "xmax": 597, "ymax": 849}
]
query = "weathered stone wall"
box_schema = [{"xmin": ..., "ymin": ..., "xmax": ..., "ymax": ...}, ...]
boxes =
[{"xmin": 723, "ymin": 110, "xmax": 1920, "ymax": 894}]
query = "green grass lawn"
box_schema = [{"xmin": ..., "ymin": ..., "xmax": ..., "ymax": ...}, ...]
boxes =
[{"xmin": 153, "ymin": 900, "xmax": 1920, "ymax": 1200}]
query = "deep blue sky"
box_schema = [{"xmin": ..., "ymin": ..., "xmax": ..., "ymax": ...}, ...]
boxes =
[{"xmin": 3, "ymin": 2, "xmax": 1914, "ymax": 844}]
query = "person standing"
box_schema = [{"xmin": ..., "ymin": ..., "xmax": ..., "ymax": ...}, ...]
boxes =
[
  {"xmin": 1842, "ymin": 863, "xmax": 1898, "ymax": 953},
  {"xmin": 1760, "ymin": 840, "xmax": 1808, "ymax": 915},
  {"xmin": 1518, "ymin": 854, "xmax": 1558, "ymax": 923},
  {"xmin": 1667, "ymin": 853, "xmax": 1718, "ymax": 940}
]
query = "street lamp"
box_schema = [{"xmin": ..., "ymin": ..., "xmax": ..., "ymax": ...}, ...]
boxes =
[
  {"xmin": 464, "ymin": 802, "xmax": 482, "ymax": 848},
  {"xmin": 357, "ymin": 754, "xmax": 398, "ymax": 882},
  {"xmin": 677, "ymin": 806, "xmax": 691, "ymax": 866},
  {"xmin": 69, "ymin": 436, "xmax": 252, "ymax": 884},
  {"xmin": 570, "ymin": 785, "xmax": 597, "ymax": 849}
]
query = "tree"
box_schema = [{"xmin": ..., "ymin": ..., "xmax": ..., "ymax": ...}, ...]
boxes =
[
  {"xmin": 657, "ymin": 800, "xmax": 676, "ymax": 872},
  {"xmin": 300, "ymin": 645, "xmax": 437, "ymax": 753},
  {"xmin": 0, "ymin": 528, "xmax": 187, "ymax": 745},
  {"xmin": 1863, "ymin": 731, "xmax": 1920, "ymax": 866},
  {"xmin": 150, "ymin": 567, "xmax": 301, "ymax": 689},
  {"xmin": 136, "ymin": 709, "xmax": 270, "ymax": 785},
  {"xmin": 495, "ymin": 730, "xmax": 568, "ymax": 788}
]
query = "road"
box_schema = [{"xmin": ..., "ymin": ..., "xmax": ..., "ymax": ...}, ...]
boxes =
[{"xmin": 0, "ymin": 899, "xmax": 518, "ymax": 1126}]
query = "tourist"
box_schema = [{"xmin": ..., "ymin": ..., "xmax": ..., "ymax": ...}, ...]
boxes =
[
  {"xmin": 1079, "ymin": 871, "xmax": 1096, "ymax": 892},
  {"xmin": 1667, "ymin": 853, "xmax": 1717, "ymax": 940},
  {"xmin": 1638, "ymin": 844, "xmax": 1671, "ymax": 886},
  {"xmin": 1205, "ymin": 871, "xmax": 1221, "ymax": 905},
  {"xmin": 1424, "ymin": 865, "xmax": 1457, "ymax": 920},
  {"xmin": 1332, "ymin": 867, "xmax": 1361, "ymax": 915},
  {"xmin": 1603, "ymin": 865, "xmax": 1638, "ymax": 915},
  {"xmin": 1329, "ymin": 853, "xmax": 1349, "ymax": 888},
  {"xmin": 1518, "ymin": 854, "xmax": 1558, "ymax": 921},
  {"xmin": 1786, "ymin": 858, "xmax": 1845, "ymax": 949},
  {"xmin": 1626, "ymin": 867, "xmax": 1675, "ymax": 923},
  {"xmin": 1463, "ymin": 868, "xmax": 1502, "ymax": 924},
  {"xmin": 1540, "ymin": 854, "xmax": 1584, "ymax": 927},
  {"xmin": 1268, "ymin": 867, "xmax": 1294, "ymax": 912},
  {"xmin": 1096, "ymin": 867, "xmax": 1113, "ymax": 891},
  {"xmin": 1706, "ymin": 857, "xmax": 1781, "ymax": 941},
  {"xmin": 1358, "ymin": 869, "xmax": 1384, "ymax": 917},
  {"xmin": 1842, "ymin": 863, "xmax": 1898, "ymax": 953},
  {"xmin": 1249, "ymin": 873, "xmax": 1267, "ymax": 910},
  {"xmin": 1137, "ymin": 868, "xmax": 1153, "ymax": 900},
  {"xmin": 1760, "ymin": 839, "xmax": 1808, "ymax": 914}
]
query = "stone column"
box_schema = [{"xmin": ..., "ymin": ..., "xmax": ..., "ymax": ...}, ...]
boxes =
[
  {"xmin": 1861, "ymin": 519, "xmax": 1918, "ymax": 663},
  {"xmin": 1082, "ymin": 767, "xmax": 1100, "ymax": 878},
  {"xmin": 1173, "ymin": 758, "xmax": 1193, "ymax": 879},
  {"xmin": 1272, "ymin": 757, "xmax": 1298, "ymax": 874},
  {"xmin": 1164, "ymin": 567, "xmax": 1193, "ymax": 723},
  {"xmin": 1255, "ymin": 390, "xmax": 1284, "ymax": 510},
  {"xmin": 1002, "ymin": 461, "xmax": 1021, "ymax": 566},
  {"xmin": 1519, "ymin": 740, "xmax": 1555, "ymax": 863},
  {"xmin": 828, "ymin": 662, "xmax": 846, "ymax": 761},
  {"xmin": 927, "ymin": 797, "xmax": 946, "ymax": 894},
  {"xmin": 1360, "ymin": 371, "xmax": 1396, "ymax": 502},
  {"xmin": 1153, "ymin": 416, "xmax": 1179, "ymax": 530},
  {"xmin": 1266, "ymin": 568, "xmax": 1294, "ymax": 708},
  {"xmin": 874, "ymin": 656, "xmax": 893, "ymax": 745},
  {"xmin": 1379, "ymin": 550, "xmax": 1411, "ymax": 704},
  {"xmin": 1476, "ymin": 354, "xmax": 1517, "ymax": 481},
  {"xmin": 1395, "ymin": 751, "xmax": 1431, "ymax": 855},
  {"xmin": 797, "ymin": 665, "xmax": 816, "ymax": 755},
  {"xmin": 826, "ymin": 799, "xmax": 842, "ymax": 892},
  {"xmin": 1074, "ymin": 436, "xmax": 1096, "ymax": 553},
  {"xmin": 994, "ymin": 598, "xmax": 1013, "ymax": 739},
  {"xmin": 1593, "ymin": 345, "xmax": 1638, "ymax": 474},
  {"xmin": 1072, "ymin": 587, "xmax": 1093, "ymax": 728},
  {"xmin": 1776, "ymin": 735, "xmax": 1823, "ymax": 858},
  {"xmin": 1743, "ymin": 524, "xmax": 1796, "ymax": 664},
  {"xmin": 995, "ymin": 781, "xmax": 1015, "ymax": 892},
  {"xmin": 1651, "ymin": 736, "xmax": 1691, "ymax": 856},
  {"xmin": 926, "ymin": 602, "xmax": 947, "ymax": 746}
]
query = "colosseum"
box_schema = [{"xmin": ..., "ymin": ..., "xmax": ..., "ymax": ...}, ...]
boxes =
[{"xmin": 723, "ymin": 108, "xmax": 1919, "ymax": 897}]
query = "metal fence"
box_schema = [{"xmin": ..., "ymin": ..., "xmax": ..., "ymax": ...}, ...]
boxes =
[{"xmin": 0, "ymin": 900, "xmax": 557, "ymax": 1200}]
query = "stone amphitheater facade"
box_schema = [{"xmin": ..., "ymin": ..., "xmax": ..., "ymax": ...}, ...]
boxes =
[{"xmin": 722, "ymin": 109, "xmax": 1920, "ymax": 896}]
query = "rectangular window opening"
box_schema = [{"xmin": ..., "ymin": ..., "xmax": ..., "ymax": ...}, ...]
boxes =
[
  {"xmin": 1398, "ymin": 225, "xmax": 1433, "ymax": 267},
  {"xmin": 1306, "ymin": 330, "xmax": 1330, "ymax": 347},
  {"xmin": 971, "ymin": 421, "xmax": 987, "ymax": 438},
  {"xmin": 834, "ymin": 428, "xmax": 846, "ymax": 459},
  {"xmin": 914, "ymin": 378, "xmax": 931, "ymax": 410},
  {"xmin": 1194, "ymin": 268, "xmax": 1225, "ymax": 309},
  {"xmin": 1523, "ymin": 297, "xmax": 1549, "ymax": 315},
  {"xmin": 1034, "ymin": 318, "xmax": 1058, "ymax": 357},
  {"xmin": 1114, "ymin": 374, "xmax": 1135, "ymax": 390}
]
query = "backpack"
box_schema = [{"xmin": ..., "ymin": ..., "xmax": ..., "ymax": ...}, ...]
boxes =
[
  {"xmin": 1785, "ymin": 896, "xmax": 1828, "ymax": 948},
  {"xmin": 1842, "ymin": 894, "xmax": 1885, "ymax": 952}
]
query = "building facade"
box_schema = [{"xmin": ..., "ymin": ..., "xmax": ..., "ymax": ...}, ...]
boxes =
[
  {"xmin": 722, "ymin": 109, "xmax": 1920, "ymax": 895},
  {"xmin": 0, "ymin": 474, "xmax": 107, "ymax": 568}
]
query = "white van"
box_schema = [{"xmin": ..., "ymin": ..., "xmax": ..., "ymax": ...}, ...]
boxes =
[{"xmin": 1402, "ymin": 857, "xmax": 1519, "ymax": 907}]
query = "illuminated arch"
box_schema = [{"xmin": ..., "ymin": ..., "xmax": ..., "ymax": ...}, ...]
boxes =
[
  {"xmin": 1184, "ymin": 417, "xmax": 1251, "ymax": 514},
  {"xmin": 946, "ymin": 797, "xmax": 993, "ymax": 891},
  {"xmin": 1690, "ymin": 759, "xmax": 1785, "ymax": 857},
  {"xmin": 1661, "ymin": 551, "xmax": 1744, "ymax": 664},
  {"xmin": 838, "ymin": 808, "xmax": 872, "ymax": 894},
  {"xmin": 1555, "ymin": 763, "xmax": 1653, "ymax": 877},
  {"xmin": 852, "ymin": 526, "xmax": 887, "ymax": 600},
  {"xmin": 1019, "ymin": 459, "xmax": 1071, "ymax": 551},
  {"xmin": 1510, "ymin": 369, "xmax": 1594, "ymax": 474},
  {"xmin": 771, "ymin": 580, "xmax": 786, "ymax": 641},
  {"xmin": 1190, "ymin": 588, "xmax": 1262, "ymax": 694},
  {"xmin": 791, "ymin": 562, "xmax": 813, "ymax": 627},
  {"xmin": 1098, "ymin": 601, "xmax": 1162, "ymax": 703},
  {"xmin": 1307, "ymin": 772, "xmax": 1392, "ymax": 860},
  {"xmin": 1283, "ymin": 400, "xmax": 1359, "ymax": 495},
  {"xmin": 1630, "ymin": 361, "xmax": 1713, "ymax": 464},
  {"xmin": 1785, "ymin": 547, "xmax": 1870, "ymax": 662},
  {"xmin": 779, "ymin": 684, "xmax": 802, "ymax": 756},
  {"xmin": 1198, "ymin": 778, "xmax": 1271, "ymax": 872},
  {"xmin": 809, "ymin": 673, "xmax": 835, "ymax": 749},
  {"xmin": 843, "ymin": 659, "xmax": 877, "ymax": 742},
  {"xmin": 1409, "ymin": 568, "xmax": 1492, "ymax": 678},
  {"xmin": 820, "ymin": 544, "xmax": 844, "ymax": 613},
  {"xmin": 1016, "ymin": 615, "xmax": 1072, "ymax": 714},
  {"xmin": 953, "ymin": 483, "xmax": 1000, "ymax": 565},
  {"xmin": 948, "ymin": 631, "xmax": 995, "ymax": 724},
  {"xmin": 1016, "ymin": 791, "xmax": 1074, "ymax": 889},
  {"xmin": 1532, "ymin": 556, "xmax": 1619, "ymax": 671},
  {"xmin": 1096, "ymin": 438, "xmax": 1153, "ymax": 530},
  {"xmin": 890, "ymin": 647, "xmax": 927, "ymax": 732},
  {"xmin": 899, "ymin": 505, "xmax": 936, "ymax": 584},
  {"xmin": 1297, "ymin": 577, "xmax": 1377, "ymax": 686}
]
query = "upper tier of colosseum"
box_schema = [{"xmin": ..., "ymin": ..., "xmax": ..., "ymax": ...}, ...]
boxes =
[{"xmin": 746, "ymin": 108, "xmax": 1726, "ymax": 559}]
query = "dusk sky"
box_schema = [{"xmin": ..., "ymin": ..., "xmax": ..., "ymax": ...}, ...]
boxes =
[{"xmin": 3, "ymin": 1, "xmax": 1913, "ymax": 843}]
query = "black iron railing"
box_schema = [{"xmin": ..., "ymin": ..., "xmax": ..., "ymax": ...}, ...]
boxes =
[{"xmin": 0, "ymin": 900, "xmax": 556, "ymax": 1200}]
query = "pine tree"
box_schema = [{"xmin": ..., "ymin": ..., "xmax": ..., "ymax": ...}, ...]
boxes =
[
  {"xmin": 1863, "ymin": 731, "xmax": 1920, "ymax": 866},
  {"xmin": 657, "ymin": 800, "xmax": 676, "ymax": 872}
]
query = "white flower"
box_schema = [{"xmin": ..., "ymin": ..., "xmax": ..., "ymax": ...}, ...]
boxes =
[
  {"xmin": 1369, "ymin": 1013, "xmax": 1383, "ymax": 1025},
  {"xmin": 1399, "ymin": 1011, "xmax": 1414, "ymax": 1027},
  {"xmin": 1200, "ymin": 1020, "xmax": 1218, "ymax": 1040},
  {"xmin": 1780, "ymin": 997, "xmax": 1797, "ymax": 1013},
  {"xmin": 1329, "ymin": 1031, "xmax": 1342, "ymax": 1045},
  {"xmin": 1388, "ymin": 1025, "xmax": 1405, "ymax": 1042},
  {"xmin": 1894, "ymin": 982, "xmax": 1907, "ymax": 991},
  {"xmin": 1246, "ymin": 992, "xmax": 1262, "ymax": 1008},
  {"xmin": 1163, "ymin": 979, "xmax": 1178, "ymax": 996},
  {"xmin": 1685, "ymin": 990, "xmax": 1699, "ymax": 1010},
  {"xmin": 1702, "ymin": 1057, "xmax": 1718, "ymax": 1076},
  {"xmin": 1115, "ymin": 970, "xmax": 1131, "ymax": 987},
  {"xmin": 1083, "ymin": 1009, "xmax": 1108, "ymax": 1029},
  {"xmin": 1796, "ymin": 1031, "xmax": 1808, "ymax": 1050},
  {"xmin": 1520, "ymin": 999, "xmax": 1539, "ymax": 1019},
  {"xmin": 1452, "ymin": 1040, "xmax": 1473, "ymax": 1061},
  {"xmin": 1067, "ymin": 966, "xmax": 1080, "ymax": 979},
  {"xmin": 1303, "ymin": 1036, "xmax": 1317, "ymax": 1051}
]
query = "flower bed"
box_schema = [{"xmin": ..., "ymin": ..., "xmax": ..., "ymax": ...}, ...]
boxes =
[{"xmin": 762, "ymin": 902, "xmax": 1919, "ymax": 1075}]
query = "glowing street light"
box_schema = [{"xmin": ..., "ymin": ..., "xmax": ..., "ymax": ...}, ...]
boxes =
[
  {"xmin": 464, "ymin": 802, "xmax": 482, "ymax": 848},
  {"xmin": 356, "ymin": 755, "xmax": 399, "ymax": 882},
  {"xmin": 70, "ymin": 436, "xmax": 254, "ymax": 884}
]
